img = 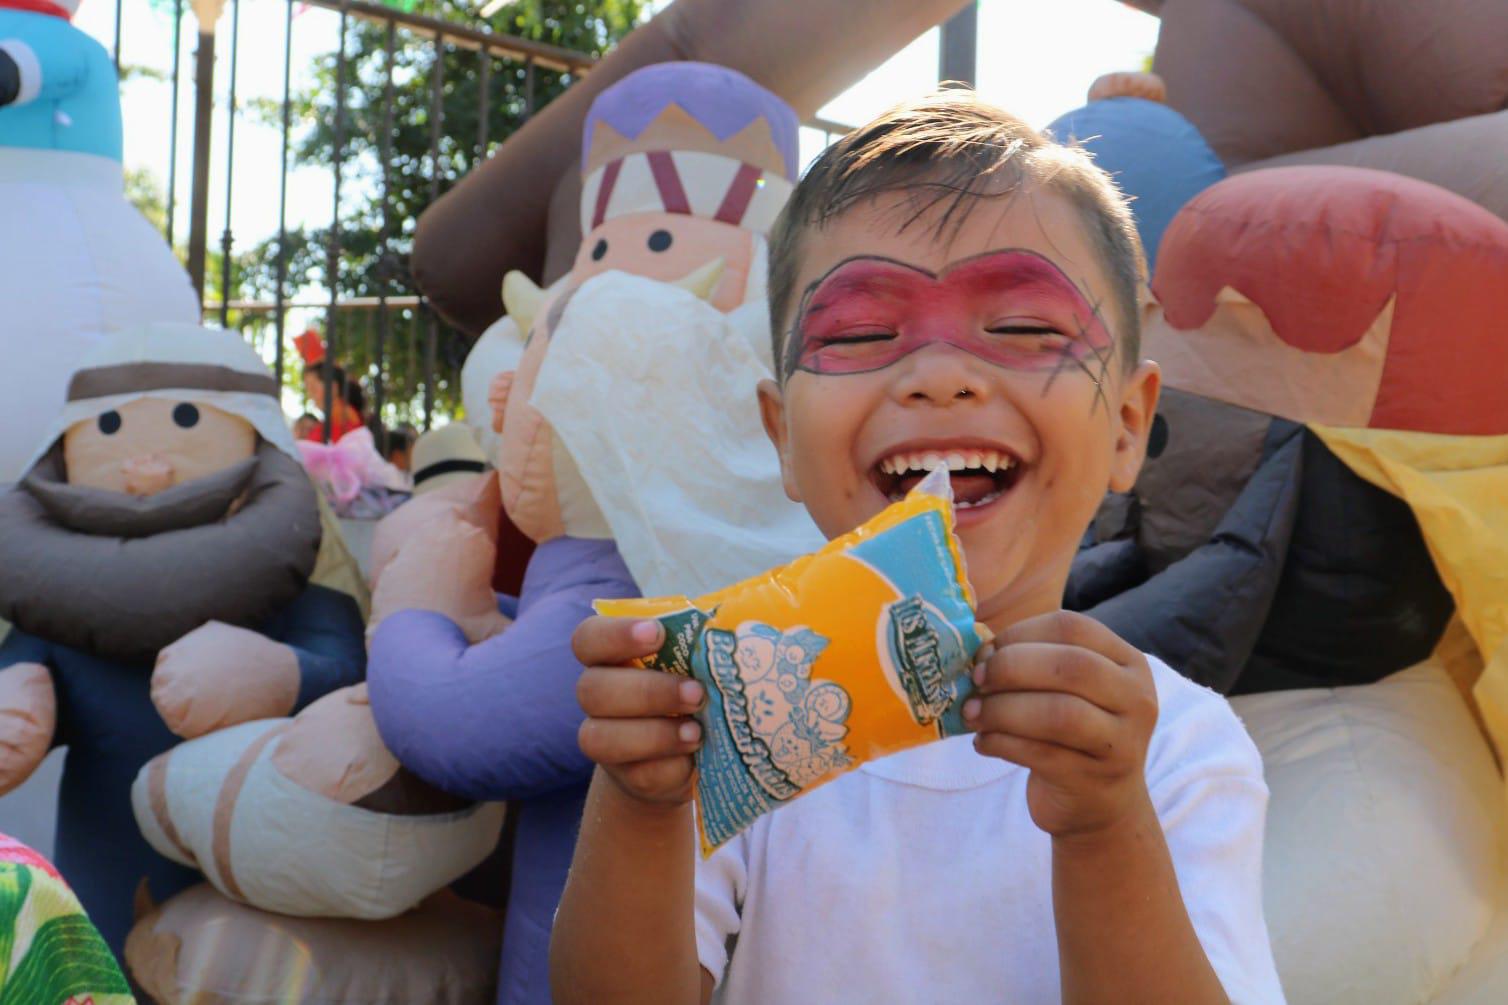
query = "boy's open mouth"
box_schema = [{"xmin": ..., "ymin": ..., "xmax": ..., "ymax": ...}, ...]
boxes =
[{"xmin": 872, "ymin": 447, "xmax": 1023, "ymax": 509}]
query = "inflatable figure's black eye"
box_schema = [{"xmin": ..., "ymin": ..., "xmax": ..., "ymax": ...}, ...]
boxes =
[
  {"xmin": 97, "ymin": 411, "xmax": 122, "ymax": 435},
  {"xmin": 1147, "ymin": 413, "xmax": 1169, "ymax": 458},
  {"xmin": 173, "ymin": 403, "xmax": 200, "ymax": 429},
  {"xmin": 591, "ymin": 238, "xmax": 608, "ymax": 261},
  {"xmin": 647, "ymin": 229, "xmax": 673, "ymax": 253}
]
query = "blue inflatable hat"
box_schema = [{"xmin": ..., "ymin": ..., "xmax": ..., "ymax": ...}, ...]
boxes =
[{"xmin": 1045, "ymin": 97, "xmax": 1225, "ymax": 271}]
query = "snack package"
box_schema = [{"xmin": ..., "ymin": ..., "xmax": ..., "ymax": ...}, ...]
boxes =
[{"xmin": 596, "ymin": 470, "xmax": 988, "ymax": 852}]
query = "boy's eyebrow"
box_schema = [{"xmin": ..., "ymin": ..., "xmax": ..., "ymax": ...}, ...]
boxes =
[
  {"xmin": 797, "ymin": 249, "xmax": 1103, "ymax": 318},
  {"xmin": 796, "ymin": 254, "xmax": 935, "ymax": 317}
]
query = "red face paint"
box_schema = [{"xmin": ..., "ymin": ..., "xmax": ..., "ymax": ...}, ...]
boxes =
[{"xmin": 784, "ymin": 250, "xmax": 1113, "ymax": 379}]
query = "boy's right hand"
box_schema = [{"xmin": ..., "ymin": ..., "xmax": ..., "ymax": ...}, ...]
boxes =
[{"xmin": 572, "ymin": 616, "xmax": 706, "ymax": 807}]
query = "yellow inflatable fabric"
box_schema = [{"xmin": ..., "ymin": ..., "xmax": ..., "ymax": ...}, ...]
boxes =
[{"xmin": 1313, "ymin": 425, "xmax": 1508, "ymax": 772}]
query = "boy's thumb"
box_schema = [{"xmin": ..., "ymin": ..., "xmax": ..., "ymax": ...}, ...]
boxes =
[{"xmin": 572, "ymin": 615, "xmax": 664, "ymax": 667}]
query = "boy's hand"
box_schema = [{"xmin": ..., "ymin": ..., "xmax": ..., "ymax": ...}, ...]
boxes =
[
  {"xmin": 962, "ymin": 611, "xmax": 1158, "ymax": 840},
  {"xmin": 572, "ymin": 616, "xmax": 706, "ymax": 807}
]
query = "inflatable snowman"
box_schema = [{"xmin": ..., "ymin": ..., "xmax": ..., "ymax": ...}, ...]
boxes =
[{"xmin": 0, "ymin": 0, "xmax": 199, "ymax": 482}]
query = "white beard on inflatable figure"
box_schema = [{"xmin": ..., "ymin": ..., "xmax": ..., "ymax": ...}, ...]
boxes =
[
  {"xmin": 0, "ymin": 0, "xmax": 199, "ymax": 483},
  {"xmin": 464, "ymin": 61, "xmax": 825, "ymax": 599}
]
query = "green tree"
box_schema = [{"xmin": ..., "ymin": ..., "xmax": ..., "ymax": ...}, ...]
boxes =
[
  {"xmin": 124, "ymin": 166, "xmax": 169, "ymax": 234},
  {"xmin": 242, "ymin": 0, "xmax": 645, "ymax": 430}
]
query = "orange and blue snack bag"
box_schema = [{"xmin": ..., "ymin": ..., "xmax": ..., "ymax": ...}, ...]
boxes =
[{"xmin": 596, "ymin": 471, "xmax": 988, "ymax": 854}]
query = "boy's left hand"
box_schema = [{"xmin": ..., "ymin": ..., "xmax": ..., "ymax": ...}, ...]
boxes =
[{"xmin": 962, "ymin": 611, "xmax": 1158, "ymax": 840}]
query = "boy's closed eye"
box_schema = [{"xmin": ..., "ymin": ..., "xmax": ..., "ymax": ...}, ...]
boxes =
[{"xmin": 786, "ymin": 250, "xmax": 1111, "ymax": 378}]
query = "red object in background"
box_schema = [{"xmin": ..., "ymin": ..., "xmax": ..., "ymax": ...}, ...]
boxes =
[
  {"xmin": 1152, "ymin": 166, "xmax": 1508, "ymax": 436},
  {"xmin": 492, "ymin": 506, "xmax": 536, "ymax": 596},
  {"xmin": 300, "ymin": 401, "xmax": 366, "ymax": 443},
  {"xmin": 0, "ymin": 0, "xmax": 74, "ymax": 22},
  {"xmin": 294, "ymin": 330, "xmax": 327, "ymax": 365}
]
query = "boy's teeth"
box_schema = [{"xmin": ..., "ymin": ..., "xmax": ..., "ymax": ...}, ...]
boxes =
[
  {"xmin": 956, "ymin": 488, "xmax": 1004, "ymax": 510},
  {"xmin": 879, "ymin": 448, "xmax": 1018, "ymax": 478}
]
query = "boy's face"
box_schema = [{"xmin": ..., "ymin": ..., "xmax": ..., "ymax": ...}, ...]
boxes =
[{"xmin": 759, "ymin": 187, "xmax": 1159, "ymax": 630}]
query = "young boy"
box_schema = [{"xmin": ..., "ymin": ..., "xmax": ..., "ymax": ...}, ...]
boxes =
[{"xmin": 550, "ymin": 93, "xmax": 1285, "ymax": 1004}]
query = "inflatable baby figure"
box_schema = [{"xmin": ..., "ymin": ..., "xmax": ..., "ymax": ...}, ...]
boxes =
[
  {"xmin": 367, "ymin": 62, "xmax": 818, "ymax": 1005},
  {"xmin": 1068, "ymin": 167, "xmax": 1508, "ymax": 1004},
  {"xmin": 0, "ymin": 323, "xmax": 366, "ymax": 953},
  {"xmin": 0, "ymin": 0, "xmax": 198, "ymax": 482}
]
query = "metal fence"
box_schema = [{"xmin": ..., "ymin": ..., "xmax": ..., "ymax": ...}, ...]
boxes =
[{"xmin": 100, "ymin": 0, "xmax": 856, "ymax": 450}]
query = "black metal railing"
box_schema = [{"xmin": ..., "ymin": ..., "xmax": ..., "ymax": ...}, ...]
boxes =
[{"xmin": 102, "ymin": 0, "xmax": 853, "ymax": 448}]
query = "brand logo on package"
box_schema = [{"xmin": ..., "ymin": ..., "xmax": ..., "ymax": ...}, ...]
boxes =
[{"xmin": 881, "ymin": 595, "xmax": 969, "ymax": 731}]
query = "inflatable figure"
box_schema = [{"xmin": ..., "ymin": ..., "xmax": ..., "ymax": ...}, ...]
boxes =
[
  {"xmin": 131, "ymin": 683, "xmax": 503, "ymax": 920},
  {"xmin": 0, "ymin": 323, "xmax": 367, "ymax": 952},
  {"xmin": 0, "ymin": 832, "xmax": 130, "ymax": 1003},
  {"xmin": 0, "ymin": 0, "xmax": 199, "ymax": 482},
  {"xmin": 1044, "ymin": 73, "xmax": 1225, "ymax": 269},
  {"xmin": 366, "ymin": 62, "xmax": 814, "ymax": 1004},
  {"xmin": 410, "ymin": 0, "xmax": 973, "ymax": 335},
  {"xmin": 410, "ymin": 422, "xmax": 488, "ymax": 496},
  {"xmin": 127, "ymin": 884, "xmax": 503, "ymax": 1005},
  {"xmin": 1068, "ymin": 166, "xmax": 1508, "ymax": 1003},
  {"xmin": 1124, "ymin": 0, "xmax": 1508, "ymax": 221}
]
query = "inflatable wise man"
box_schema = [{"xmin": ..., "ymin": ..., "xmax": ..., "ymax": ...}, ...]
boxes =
[
  {"xmin": 0, "ymin": 323, "xmax": 367, "ymax": 952},
  {"xmin": 367, "ymin": 62, "xmax": 818, "ymax": 1005},
  {"xmin": 1068, "ymin": 166, "xmax": 1508, "ymax": 1004},
  {"xmin": 0, "ymin": 0, "xmax": 199, "ymax": 481}
]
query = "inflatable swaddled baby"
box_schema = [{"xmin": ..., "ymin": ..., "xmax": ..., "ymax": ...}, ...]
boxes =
[
  {"xmin": 1068, "ymin": 167, "xmax": 1508, "ymax": 1004},
  {"xmin": 0, "ymin": 323, "xmax": 368, "ymax": 952},
  {"xmin": 367, "ymin": 62, "xmax": 822, "ymax": 1005}
]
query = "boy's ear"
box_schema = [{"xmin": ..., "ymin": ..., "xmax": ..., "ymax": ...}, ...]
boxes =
[
  {"xmin": 1109, "ymin": 359, "xmax": 1161, "ymax": 494},
  {"xmin": 757, "ymin": 378, "xmax": 803, "ymax": 504}
]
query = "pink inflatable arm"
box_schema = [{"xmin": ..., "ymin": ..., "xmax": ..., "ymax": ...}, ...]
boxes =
[{"xmin": 0, "ymin": 661, "xmax": 55, "ymax": 796}]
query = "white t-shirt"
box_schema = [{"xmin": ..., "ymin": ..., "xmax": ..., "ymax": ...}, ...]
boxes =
[{"xmin": 694, "ymin": 654, "xmax": 1287, "ymax": 1004}]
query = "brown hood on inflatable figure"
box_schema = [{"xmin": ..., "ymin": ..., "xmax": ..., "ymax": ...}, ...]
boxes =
[
  {"xmin": 1125, "ymin": 0, "xmax": 1508, "ymax": 220},
  {"xmin": 411, "ymin": 0, "xmax": 972, "ymax": 335}
]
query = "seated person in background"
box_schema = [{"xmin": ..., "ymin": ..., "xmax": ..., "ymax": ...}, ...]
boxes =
[
  {"xmin": 385, "ymin": 422, "xmax": 418, "ymax": 473},
  {"xmin": 292, "ymin": 411, "xmax": 320, "ymax": 440},
  {"xmin": 551, "ymin": 93, "xmax": 1285, "ymax": 1004}
]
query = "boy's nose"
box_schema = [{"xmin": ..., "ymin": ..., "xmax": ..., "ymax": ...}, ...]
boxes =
[{"xmin": 891, "ymin": 342, "xmax": 990, "ymax": 405}]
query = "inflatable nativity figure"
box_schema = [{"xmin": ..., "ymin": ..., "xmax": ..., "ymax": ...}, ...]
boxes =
[
  {"xmin": 1069, "ymin": 167, "xmax": 1508, "ymax": 1005},
  {"xmin": 366, "ymin": 61, "xmax": 822, "ymax": 1005},
  {"xmin": 0, "ymin": 323, "xmax": 367, "ymax": 952}
]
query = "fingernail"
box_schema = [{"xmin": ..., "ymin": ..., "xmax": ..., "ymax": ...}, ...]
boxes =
[
  {"xmin": 631, "ymin": 620, "xmax": 662, "ymax": 645},
  {"xmin": 678, "ymin": 720, "xmax": 702, "ymax": 743},
  {"xmin": 679, "ymin": 680, "xmax": 704, "ymax": 706},
  {"xmin": 972, "ymin": 662, "xmax": 986, "ymax": 686},
  {"xmin": 962, "ymin": 697, "xmax": 981, "ymax": 720}
]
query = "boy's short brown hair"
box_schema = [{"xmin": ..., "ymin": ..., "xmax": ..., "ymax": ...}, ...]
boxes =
[{"xmin": 768, "ymin": 91, "xmax": 1146, "ymax": 379}]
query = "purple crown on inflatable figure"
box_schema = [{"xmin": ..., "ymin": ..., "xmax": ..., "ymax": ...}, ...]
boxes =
[{"xmin": 579, "ymin": 62, "xmax": 800, "ymax": 237}]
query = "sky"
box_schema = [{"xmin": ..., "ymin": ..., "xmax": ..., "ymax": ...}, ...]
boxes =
[{"xmin": 72, "ymin": 0, "xmax": 1161, "ymax": 279}]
